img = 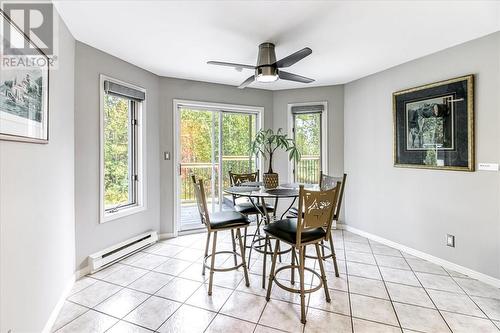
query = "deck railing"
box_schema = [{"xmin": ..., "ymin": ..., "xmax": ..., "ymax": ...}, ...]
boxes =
[
  {"xmin": 181, "ymin": 155, "xmax": 321, "ymax": 202},
  {"xmin": 181, "ymin": 156, "xmax": 254, "ymax": 202},
  {"xmin": 295, "ymin": 155, "xmax": 321, "ymax": 184}
]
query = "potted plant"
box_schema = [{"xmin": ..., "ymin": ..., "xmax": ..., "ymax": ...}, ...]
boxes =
[{"xmin": 251, "ymin": 128, "xmax": 300, "ymax": 189}]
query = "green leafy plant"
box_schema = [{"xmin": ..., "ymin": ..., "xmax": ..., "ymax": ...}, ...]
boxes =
[{"xmin": 251, "ymin": 128, "xmax": 300, "ymax": 174}]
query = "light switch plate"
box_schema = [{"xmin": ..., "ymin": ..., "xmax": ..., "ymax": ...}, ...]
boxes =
[
  {"xmin": 478, "ymin": 163, "xmax": 498, "ymax": 171},
  {"xmin": 164, "ymin": 152, "xmax": 171, "ymax": 160},
  {"xmin": 446, "ymin": 234, "xmax": 455, "ymax": 247}
]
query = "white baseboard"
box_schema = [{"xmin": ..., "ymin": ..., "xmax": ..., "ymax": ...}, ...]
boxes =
[
  {"xmin": 344, "ymin": 225, "xmax": 500, "ymax": 289},
  {"xmin": 42, "ymin": 273, "xmax": 76, "ymax": 333},
  {"xmin": 76, "ymin": 265, "xmax": 90, "ymax": 279},
  {"xmin": 159, "ymin": 232, "xmax": 177, "ymax": 239}
]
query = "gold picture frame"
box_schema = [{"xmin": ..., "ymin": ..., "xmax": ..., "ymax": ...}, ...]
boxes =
[{"xmin": 393, "ymin": 75, "xmax": 474, "ymax": 171}]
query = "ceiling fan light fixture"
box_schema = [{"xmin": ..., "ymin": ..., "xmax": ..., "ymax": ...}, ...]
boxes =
[
  {"xmin": 256, "ymin": 73, "xmax": 278, "ymax": 83},
  {"xmin": 208, "ymin": 43, "xmax": 314, "ymax": 88},
  {"xmin": 255, "ymin": 66, "xmax": 278, "ymax": 83}
]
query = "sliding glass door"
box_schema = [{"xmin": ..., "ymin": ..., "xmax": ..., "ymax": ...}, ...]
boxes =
[{"xmin": 176, "ymin": 103, "xmax": 260, "ymax": 231}]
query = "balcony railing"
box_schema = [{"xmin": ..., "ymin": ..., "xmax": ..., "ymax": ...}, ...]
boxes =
[
  {"xmin": 295, "ymin": 155, "xmax": 321, "ymax": 184},
  {"xmin": 181, "ymin": 156, "xmax": 254, "ymax": 202},
  {"xmin": 181, "ymin": 155, "xmax": 321, "ymax": 202}
]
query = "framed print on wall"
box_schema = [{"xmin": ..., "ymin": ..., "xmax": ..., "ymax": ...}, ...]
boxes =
[
  {"xmin": 393, "ymin": 75, "xmax": 474, "ymax": 171},
  {"xmin": 0, "ymin": 10, "xmax": 50, "ymax": 143}
]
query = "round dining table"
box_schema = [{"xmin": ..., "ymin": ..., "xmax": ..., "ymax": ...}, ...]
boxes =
[{"xmin": 224, "ymin": 182, "xmax": 318, "ymax": 287}]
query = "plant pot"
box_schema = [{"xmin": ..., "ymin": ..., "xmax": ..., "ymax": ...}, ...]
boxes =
[{"xmin": 263, "ymin": 172, "xmax": 279, "ymax": 189}]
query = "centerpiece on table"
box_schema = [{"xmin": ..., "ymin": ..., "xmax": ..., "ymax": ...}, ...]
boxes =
[{"xmin": 251, "ymin": 128, "xmax": 300, "ymax": 189}]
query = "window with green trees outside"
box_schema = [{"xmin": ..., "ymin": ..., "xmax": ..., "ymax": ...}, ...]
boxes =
[{"xmin": 103, "ymin": 94, "xmax": 137, "ymax": 211}]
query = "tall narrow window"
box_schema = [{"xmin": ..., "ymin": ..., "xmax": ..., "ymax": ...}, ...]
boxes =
[
  {"xmin": 291, "ymin": 103, "xmax": 327, "ymax": 183},
  {"xmin": 100, "ymin": 76, "xmax": 145, "ymax": 222}
]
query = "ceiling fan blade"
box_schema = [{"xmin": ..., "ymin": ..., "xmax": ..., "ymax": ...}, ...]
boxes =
[
  {"xmin": 207, "ymin": 61, "xmax": 255, "ymax": 70},
  {"xmin": 278, "ymin": 71, "xmax": 315, "ymax": 83},
  {"xmin": 238, "ymin": 75, "xmax": 255, "ymax": 89},
  {"xmin": 274, "ymin": 47, "xmax": 312, "ymax": 68}
]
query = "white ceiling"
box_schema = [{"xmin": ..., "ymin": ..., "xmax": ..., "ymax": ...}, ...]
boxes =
[{"xmin": 54, "ymin": 1, "xmax": 500, "ymax": 90}]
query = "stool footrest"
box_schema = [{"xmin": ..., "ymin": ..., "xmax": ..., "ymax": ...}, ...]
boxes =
[
  {"xmin": 203, "ymin": 250, "xmax": 244, "ymax": 272},
  {"xmin": 272, "ymin": 265, "xmax": 323, "ymax": 294},
  {"xmin": 304, "ymin": 243, "xmax": 334, "ymax": 260}
]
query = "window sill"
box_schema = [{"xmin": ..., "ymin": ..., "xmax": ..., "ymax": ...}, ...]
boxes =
[{"xmin": 100, "ymin": 204, "xmax": 146, "ymax": 224}]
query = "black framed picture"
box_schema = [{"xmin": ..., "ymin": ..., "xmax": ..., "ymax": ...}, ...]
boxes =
[
  {"xmin": 393, "ymin": 75, "xmax": 474, "ymax": 171},
  {"xmin": 0, "ymin": 10, "xmax": 49, "ymax": 143}
]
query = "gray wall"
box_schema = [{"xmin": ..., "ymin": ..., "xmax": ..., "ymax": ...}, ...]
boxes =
[
  {"xmin": 0, "ymin": 18, "xmax": 76, "ymax": 332},
  {"xmin": 344, "ymin": 32, "xmax": 500, "ymax": 278},
  {"xmin": 74, "ymin": 42, "xmax": 161, "ymax": 270},
  {"xmin": 159, "ymin": 78, "xmax": 273, "ymax": 234}
]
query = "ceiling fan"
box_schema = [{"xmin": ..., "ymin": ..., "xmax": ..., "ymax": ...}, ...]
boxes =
[{"xmin": 207, "ymin": 42, "xmax": 314, "ymax": 89}]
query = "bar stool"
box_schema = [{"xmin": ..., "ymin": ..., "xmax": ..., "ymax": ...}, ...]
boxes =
[
  {"xmin": 263, "ymin": 184, "xmax": 339, "ymax": 323},
  {"xmin": 191, "ymin": 175, "xmax": 250, "ymax": 295},
  {"xmin": 229, "ymin": 170, "xmax": 275, "ymax": 220},
  {"xmin": 288, "ymin": 172, "xmax": 347, "ymax": 277},
  {"xmin": 228, "ymin": 170, "xmax": 275, "ymax": 263}
]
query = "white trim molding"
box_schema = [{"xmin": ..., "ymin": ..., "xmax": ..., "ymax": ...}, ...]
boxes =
[
  {"xmin": 287, "ymin": 101, "xmax": 328, "ymax": 183},
  {"xmin": 99, "ymin": 74, "xmax": 147, "ymax": 224},
  {"xmin": 344, "ymin": 225, "xmax": 500, "ymax": 288},
  {"xmin": 172, "ymin": 99, "xmax": 265, "ymax": 234},
  {"xmin": 76, "ymin": 265, "xmax": 91, "ymax": 280},
  {"xmin": 159, "ymin": 232, "xmax": 177, "ymax": 240},
  {"xmin": 42, "ymin": 274, "xmax": 76, "ymax": 333}
]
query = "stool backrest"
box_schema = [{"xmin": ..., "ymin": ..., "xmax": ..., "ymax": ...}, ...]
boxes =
[
  {"xmin": 296, "ymin": 184, "xmax": 339, "ymax": 246},
  {"xmin": 191, "ymin": 175, "xmax": 210, "ymax": 228},
  {"xmin": 229, "ymin": 170, "xmax": 259, "ymax": 186},
  {"xmin": 319, "ymin": 171, "xmax": 336, "ymax": 190},
  {"xmin": 319, "ymin": 172, "xmax": 347, "ymax": 221},
  {"xmin": 333, "ymin": 173, "xmax": 347, "ymax": 221}
]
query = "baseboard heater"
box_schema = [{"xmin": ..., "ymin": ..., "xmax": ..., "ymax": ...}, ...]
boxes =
[{"xmin": 89, "ymin": 231, "xmax": 159, "ymax": 273}]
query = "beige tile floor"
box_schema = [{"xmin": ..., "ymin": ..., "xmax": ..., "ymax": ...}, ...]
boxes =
[{"xmin": 53, "ymin": 228, "xmax": 500, "ymax": 332}]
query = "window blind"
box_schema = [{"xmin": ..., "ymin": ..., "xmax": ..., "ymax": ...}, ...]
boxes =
[
  {"xmin": 290, "ymin": 104, "xmax": 324, "ymax": 114},
  {"xmin": 104, "ymin": 80, "xmax": 145, "ymax": 101}
]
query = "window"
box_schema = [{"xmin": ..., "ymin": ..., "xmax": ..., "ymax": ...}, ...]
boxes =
[
  {"xmin": 289, "ymin": 103, "xmax": 327, "ymax": 183},
  {"xmin": 100, "ymin": 76, "xmax": 145, "ymax": 223}
]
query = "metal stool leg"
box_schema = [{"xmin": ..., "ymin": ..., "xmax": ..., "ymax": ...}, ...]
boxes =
[
  {"xmin": 202, "ymin": 232, "xmax": 211, "ymax": 276},
  {"xmin": 299, "ymin": 245, "xmax": 307, "ymax": 324},
  {"xmin": 329, "ymin": 236, "xmax": 340, "ymax": 277},
  {"xmin": 262, "ymin": 235, "xmax": 269, "ymax": 288},
  {"xmin": 243, "ymin": 227, "xmax": 247, "ymax": 257},
  {"xmin": 278, "ymin": 241, "xmax": 282, "ymax": 263},
  {"xmin": 237, "ymin": 228, "xmax": 250, "ymax": 287},
  {"xmin": 265, "ymin": 240, "xmax": 280, "ymax": 301},
  {"xmin": 208, "ymin": 231, "xmax": 217, "ymax": 296},
  {"xmin": 231, "ymin": 229, "xmax": 238, "ymax": 266},
  {"xmin": 290, "ymin": 248, "xmax": 296, "ymax": 285},
  {"xmin": 247, "ymin": 215, "xmax": 264, "ymax": 268},
  {"xmin": 315, "ymin": 243, "xmax": 331, "ymax": 302}
]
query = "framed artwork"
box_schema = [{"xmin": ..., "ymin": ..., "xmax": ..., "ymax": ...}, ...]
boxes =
[
  {"xmin": 393, "ymin": 75, "xmax": 474, "ymax": 171},
  {"xmin": 0, "ymin": 10, "xmax": 49, "ymax": 143}
]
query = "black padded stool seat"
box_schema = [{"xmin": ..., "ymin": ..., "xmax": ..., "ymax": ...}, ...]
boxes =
[
  {"xmin": 264, "ymin": 218, "xmax": 326, "ymax": 244},
  {"xmin": 234, "ymin": 202, "xmax": 274, "ymax": 215},
  {"xmin": 210, "ymin": 211, "xmax": 250, "ymax": 230}
]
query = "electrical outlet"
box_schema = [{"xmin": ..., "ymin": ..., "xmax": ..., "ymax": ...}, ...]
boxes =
[{"xmin": 446, "ymin": 234, "xmax": 455, "ymax": 247}]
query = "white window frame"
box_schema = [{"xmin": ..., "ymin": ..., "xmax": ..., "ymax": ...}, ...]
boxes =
[
  {"xmin": 172, "ymin": 99, "xmax": 264, "ymax": 234},
  {"xmin": 287, "ymin": 101, "xmax": 328, "ymax": 183},
  {"xmin": 99, "ymin": 74, "xmax": 147, "ymax": 223}
]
